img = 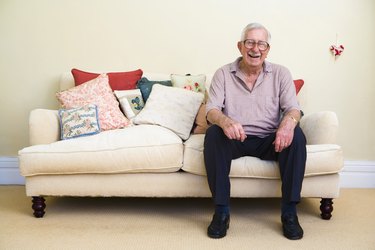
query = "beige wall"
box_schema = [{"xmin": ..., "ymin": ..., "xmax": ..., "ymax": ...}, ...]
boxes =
[{"xmin": 0, "ymin": 0, "xmax": 374, "ymax": 160}]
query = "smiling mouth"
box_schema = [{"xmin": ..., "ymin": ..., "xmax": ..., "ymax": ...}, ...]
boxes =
[{"xmin": 249, "ymin": 53, "xmax": 261, "ymax": 58}]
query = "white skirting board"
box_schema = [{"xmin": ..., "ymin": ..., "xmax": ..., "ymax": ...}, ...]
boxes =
[
  {"xmin": 0, "ymin": 157, "xmax": 374, "ymax": 188},
  {"xmin": 0, "ymin": 157, "xmax": 25, "ymax": 185},
  {"xmin": 339, "ymin": 161, "xmax": 375, "ymax": 188}
]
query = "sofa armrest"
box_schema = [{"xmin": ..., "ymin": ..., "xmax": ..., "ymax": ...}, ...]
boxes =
[
  {"xmin": 299, "ymin": 111, "xmax": 339, "ymax": 145},
  {"xmin": 29, "ymin": 109, "xmax": 60, "ymax": 145}
]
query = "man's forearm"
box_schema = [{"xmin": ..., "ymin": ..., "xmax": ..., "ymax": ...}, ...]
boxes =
[
  {"xmin": 280, "ymin": 109, "xmax": 301, "ymax": 129},
  {"xmin": 207, "ymin": 109, "xmax": 230, "ymax": 128}
]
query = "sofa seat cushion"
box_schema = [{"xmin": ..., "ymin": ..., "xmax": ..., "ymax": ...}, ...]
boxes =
[
  {"xmin": 182, "ymin": 134, "xmax": 343, "ymax": 179},
  {"xmin": 19, "ymin": 125, "xmax": 183, "ymax": 176}
]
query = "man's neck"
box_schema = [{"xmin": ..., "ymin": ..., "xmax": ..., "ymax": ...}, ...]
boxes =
[{"xmin": 239, "ymin": 60, "xmax": 263, "ymax": 76}]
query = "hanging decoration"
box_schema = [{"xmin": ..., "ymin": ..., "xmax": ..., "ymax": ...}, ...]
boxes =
[
  {"xmin": 330, "ymin": 44, "xmax": 344, "ymax": 57},
  {"xmin": 330, "ymin": 33, "xmax": 344, "ymax": 58}
]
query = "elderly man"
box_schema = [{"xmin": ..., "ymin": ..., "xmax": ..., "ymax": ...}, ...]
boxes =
[{"xmin": 204, "ymin": 22, "xmax": 306, "ymax": 240}]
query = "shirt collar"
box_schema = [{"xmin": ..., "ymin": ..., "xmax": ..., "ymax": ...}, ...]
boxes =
[{"xmin": 230, "ymin": 57, "xmax": 272, "ymax": 74}]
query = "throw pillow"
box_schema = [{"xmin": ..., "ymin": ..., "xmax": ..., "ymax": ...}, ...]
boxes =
[
  {"xmin": 191, "ymin": 90, "xmax": 209, "ymax": 135},
  {"xmin": 71, "ymin": 68, "xmax": 143, "ymax": 91},
  {"xmin": 133, "ymin": 84, "xmax": 204, "ymax": 140},
  {"xmin": 294, "ymin": 79, "xmax": 304, "ymax": 94},
  {"xmin": 171, "ymin": 74, "xmax": 206, "ymax": 94},
  {"xmin": 59, "ymin": 104, "xmax": 100, "ymax": 140},
  {"xmin": 136, "ymin": 77, "xmax": 172, "ymax": 102},
  {"xmin": 56, "ymin": 74, "xmax": 129, "ymax": 131},
  {"xmin": 114, "ymin": 89, "xmax": 145, "ymax": 119},
  {"xmin": 192, "ymin": 103, "xmax": 209, "ymax": 134}
]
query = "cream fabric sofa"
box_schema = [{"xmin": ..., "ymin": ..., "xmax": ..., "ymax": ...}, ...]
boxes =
[{"xmin": 18, "ymin": 73, "xmax": 344, "ymax": 219}]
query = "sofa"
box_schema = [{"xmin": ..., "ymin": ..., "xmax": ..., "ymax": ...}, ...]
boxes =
[{"xmin": 18, "ymin": 71, "xmax": 344, "ymax": 220}]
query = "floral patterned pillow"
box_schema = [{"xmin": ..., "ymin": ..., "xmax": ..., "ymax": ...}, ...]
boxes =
[
  {"xmin": 56, "ymin": 74, "xmax": 129, "ymax": 131},
  {"xmin": 59, "ymin": 104, "xmax": 100, "ymax": 140},
  {"xmin": 171, "ymin": 74, "xmax": 206, "ymax": 94}
]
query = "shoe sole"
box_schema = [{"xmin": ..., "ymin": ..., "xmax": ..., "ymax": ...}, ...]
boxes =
[
  {"xmin": 207, "ymin": 225, "xmax": 229, "ymax": 239},
  {"xmin": 283, "ymin": 233, "xmax": 303, "ymax": 240},
  {"xmin": 208, "ymin": 232, "xmax": 227, "ymax": 239}
]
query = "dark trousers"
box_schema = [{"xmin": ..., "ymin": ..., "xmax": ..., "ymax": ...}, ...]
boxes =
[{"xmin": 203, "ymin": 125, "xmax": 307, "ymax": 206}]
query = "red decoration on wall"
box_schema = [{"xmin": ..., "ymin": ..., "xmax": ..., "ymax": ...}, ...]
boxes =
[
  {"xmin": 330, "ymin": 33, "xmax": 344, "ymax": 58},
  {"xmin": 330, "ymin": 44, "xmax": 344, "ymax": 57}
]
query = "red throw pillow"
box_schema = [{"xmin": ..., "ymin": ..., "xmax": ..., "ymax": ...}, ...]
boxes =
[
  {"xmin": 71, "ymin": 68, "xmax": 143, "ymax": 91},
  {"xmin": 293, "ymin": 79, "xmax": 304, "ymax": 94}
]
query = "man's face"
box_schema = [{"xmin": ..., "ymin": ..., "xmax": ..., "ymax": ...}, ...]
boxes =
[{"xmin": 237, "ymin": 28, "xmax": 270, "ymax": 69}]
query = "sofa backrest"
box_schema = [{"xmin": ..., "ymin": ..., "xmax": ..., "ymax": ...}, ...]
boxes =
[
  {"xmin": 59, "ymin": 72, "xmax": 75, "ymax": 91},
  {"xmin": 59, "ymin": 72, "xmax": 214, "ymax": 92}
]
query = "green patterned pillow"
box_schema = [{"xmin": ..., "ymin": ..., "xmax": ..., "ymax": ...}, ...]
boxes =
[
  {"xmin": 58, "ymin": 104, "xmax": 100, "ymax": 140},
  {"xmin": 137, "ymin": 77, "xmax": 172, "ymax": 102}
]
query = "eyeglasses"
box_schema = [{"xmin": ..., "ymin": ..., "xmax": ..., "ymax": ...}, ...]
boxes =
[{"xmin": 243, "ymin": 39, "xmax": 269, "ymax": 51}]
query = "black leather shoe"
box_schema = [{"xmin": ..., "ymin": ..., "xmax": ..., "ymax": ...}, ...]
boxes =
[
  {"xmin": 281, "ymin": 213, "xmax": 304, "ymax": 240},
  {"xmin": 207, "ymin": 213, "xmax": 230, "ymax": 238}
]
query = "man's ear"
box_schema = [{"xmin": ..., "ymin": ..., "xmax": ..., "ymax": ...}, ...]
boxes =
[{"xmin": 237, "ymin": 41, "xmax": 242, "ymax": 52}]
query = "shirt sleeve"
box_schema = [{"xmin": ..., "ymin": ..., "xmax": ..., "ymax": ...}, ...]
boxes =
[
  {"xmin": 278, "ymin": 67, "xmax": 300, "ymax": 114},
  {"xmin": 205, "ymin": 68, "xmax": 225, "ymax": 116}
]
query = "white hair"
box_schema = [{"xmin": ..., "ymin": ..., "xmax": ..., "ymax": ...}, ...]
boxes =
[{"xmin": 240, "ymin": 23, "xmax": 271, "ymax": 43}]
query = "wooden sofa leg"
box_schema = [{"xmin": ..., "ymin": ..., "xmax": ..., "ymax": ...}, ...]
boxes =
[
  {"xmin": 320, "ymin": 198, "xmax": 333, "ymax": 220},
  {"xmin": 32, "ymin": 196, "xmax": 46, "ymax": 218}
]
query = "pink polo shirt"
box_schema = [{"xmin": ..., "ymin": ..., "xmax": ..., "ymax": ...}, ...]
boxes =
[{"xmin": 206, "ymin": 57, "xmax": 300, "ymax": 137}]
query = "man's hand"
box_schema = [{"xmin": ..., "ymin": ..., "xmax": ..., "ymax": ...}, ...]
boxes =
[
  {"xmin": 221, "ymin": 117, "xmax": 247, "ymax": 142},
  {"xmin": 273, "ymin": 110, "xmax": 300, "ymax": 152},
  {"xmin": 274, "ymin": 124, "xmax": 294, "ymax": 152},
  {"xmin": 207, "ymin": 109, "xmax": 247, "ymax": 142}
]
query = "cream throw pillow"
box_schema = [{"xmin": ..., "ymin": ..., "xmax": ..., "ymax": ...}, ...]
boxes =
[{"xmin": 133, "ymin": 84, "xmax": 204, "ymax": 140}]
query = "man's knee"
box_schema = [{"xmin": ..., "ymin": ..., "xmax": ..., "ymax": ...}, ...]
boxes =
[
  {"xmin": 205, "ymin": 125, "xmax": 225, "ymax": 144},
  {"xmin": 206, "ymin": 125, "xmax": 222, "ymax": 137},
  {"xmin": 293, "ymin": 126, "xmax": 307, "ymax": 146}
]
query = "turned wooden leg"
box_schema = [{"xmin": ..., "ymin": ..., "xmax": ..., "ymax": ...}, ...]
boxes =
[
  {"xmin": 320, "ymin": 198, "xmax": 333, "ymax": 220},
  {"xmin": 32, "ymin": 196, "xmax": 46, "ymax": 218}
]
